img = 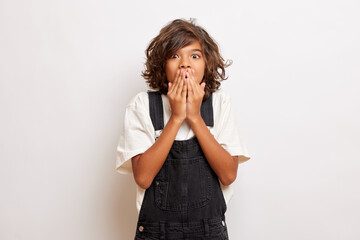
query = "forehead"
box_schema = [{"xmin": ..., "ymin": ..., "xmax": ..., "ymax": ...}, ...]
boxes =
[{"xmin": 176, "ymin": 40, "xmax": 202, "ymax": 52}]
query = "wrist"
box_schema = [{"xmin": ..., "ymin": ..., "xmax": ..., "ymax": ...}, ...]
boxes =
[
  {"xmin": 186, "ymin": 113, "xmax": 203, "ymax": 126},
  {"xmin": 169, "ymin": 115, "xmax": 185, "ymax": 126}
]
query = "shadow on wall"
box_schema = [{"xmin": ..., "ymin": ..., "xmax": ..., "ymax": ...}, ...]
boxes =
[{"xmin": 112, "ymin": 173, "xmax": 138, "ymax": 239}]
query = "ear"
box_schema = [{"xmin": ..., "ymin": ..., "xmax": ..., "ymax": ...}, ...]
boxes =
[{"xmin": 200, "ymin": 82, "xmax": 206, "ymax": 90}]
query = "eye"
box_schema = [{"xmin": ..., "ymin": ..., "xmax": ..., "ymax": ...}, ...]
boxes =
[
  {"xmin": 170, "ymin": 54, "xmax": 179, "ymax": 58},
  {"xmin": 191, "ymin": 54, "xmax": 200, "ymax": 59}
]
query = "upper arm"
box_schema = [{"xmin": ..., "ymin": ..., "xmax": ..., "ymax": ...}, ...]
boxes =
[
  {"xmin": 131, "ymin": 154, "xmax": 142, "ymax": 174},
  {"xmin": 232, "ymin": 156, "xmax": 239, "ymax": 171}
]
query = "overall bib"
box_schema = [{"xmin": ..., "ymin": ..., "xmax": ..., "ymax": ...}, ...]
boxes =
[{"xmin": 134, "ymin": 91, "xmax": 229, "ymax": 240}]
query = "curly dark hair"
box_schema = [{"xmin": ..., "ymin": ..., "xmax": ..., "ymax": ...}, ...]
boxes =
[{"xmin": 142, "ymin": 18, "xmax": 232, "ymax": 100}]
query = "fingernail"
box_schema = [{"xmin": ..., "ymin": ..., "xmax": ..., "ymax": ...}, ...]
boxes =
[{"xmin": 177, "ymin": 69, "xmax": 180, "ymax": 74}]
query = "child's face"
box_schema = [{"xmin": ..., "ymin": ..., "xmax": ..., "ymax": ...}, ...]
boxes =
[{"xmin": 165, "ymin": 40, "xmax": 206, "ymax": 85}]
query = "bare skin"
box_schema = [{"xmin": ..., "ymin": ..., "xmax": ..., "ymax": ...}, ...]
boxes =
[{"xmin": 131, "ymin": 41, "xmax": 239, "ymax": 189}]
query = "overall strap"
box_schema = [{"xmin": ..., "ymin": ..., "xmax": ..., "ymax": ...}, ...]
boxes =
[
  {"xmin": 148, "ymin": 91, "xmax": 164, "ymax": 131},
  {"xmin": 200, "ymin": 93, "xmax": 214, "ymax": 127},
  {"xmin": 147, "ymin": 91, "xmax": 214, "ymax": 130}
]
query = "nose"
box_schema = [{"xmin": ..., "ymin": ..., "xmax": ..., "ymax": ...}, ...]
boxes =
[{"xmin": 179, "ymin": 59, "xmax": 190, "ymax": 69}]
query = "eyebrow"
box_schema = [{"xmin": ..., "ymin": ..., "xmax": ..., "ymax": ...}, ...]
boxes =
[{"xmin": 173, "ymin": 48, "xmax": 202, "ymax": 55}]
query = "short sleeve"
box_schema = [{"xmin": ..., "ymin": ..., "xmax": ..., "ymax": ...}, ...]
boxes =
[
  {"xmin": 214, "ymin": 93, "xmax": 251, "ymax": 164},
  {"xmin": 115, "ymin": 93, "xmax": 155, "ymax": 174}
]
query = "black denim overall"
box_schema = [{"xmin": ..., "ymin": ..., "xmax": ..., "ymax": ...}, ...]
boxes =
[{"xmin": 134, "ymin": 91, "xmax": 229, "ymax": 240}]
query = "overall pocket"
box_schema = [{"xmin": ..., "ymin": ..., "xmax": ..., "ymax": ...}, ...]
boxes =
[{"xmin": 154, "ymin": 157, "xmax": 212, "ymax": 211}]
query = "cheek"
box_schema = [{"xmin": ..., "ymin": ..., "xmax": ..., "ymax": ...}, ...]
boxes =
[
  {"xmin": 165, "ymin": 70, "xmax": 171, "ymax": 82},
  {"xmin": 165, "ymin": 63, "xmax": 177, "ymax": 82},
  {"xmin": 198, "ymin": 60, "xmax": 206, "ymax": 73},
  {"xmin": 197, "ymin": 64, "xmax": 206, "ymax": 81}
]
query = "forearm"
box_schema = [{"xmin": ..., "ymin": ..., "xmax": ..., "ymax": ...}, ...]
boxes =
[
  {"xmin": 131, "ymin": 116, "xmax": 183, "ymax": 189},
  {"xmin": 188, "ymin": 114, "xmax": 238, "ymax": 186}
]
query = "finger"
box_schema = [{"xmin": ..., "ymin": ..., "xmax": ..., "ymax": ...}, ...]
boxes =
[
  {"xmin": 192, "ymin": 70, "xmax": 206, "ymax": 95},
  {"xmin": 190, "ymin": 70, "xmax": 203, "ymax": 95},
  {"xmin": 187, "ymin": 72, "xmax": 194, "ymax": 97},
  {"xmin": 176, "ymin": 74, "xmax": 184, "ymax": 95},
  {"xmin": 181, "ymin": 77, "xmax": 187, "ymax": 99},
  {"xmin": 171, "ymin": 70, "xmax": 182, "ymax": 94},
  {"xmin": 168, "ymin": 70, "xmax": 179, "ymax": 95}
]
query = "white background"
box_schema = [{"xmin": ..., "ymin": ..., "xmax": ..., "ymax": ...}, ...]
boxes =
[{"xmin": 1, "ymin": 0, "xmax": 359, "ymax": 239}]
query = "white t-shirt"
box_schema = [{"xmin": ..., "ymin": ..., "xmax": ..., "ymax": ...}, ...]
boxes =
[{"xmin": 116, "ymin": 89, "xmax": 251, "ymax": 213}]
